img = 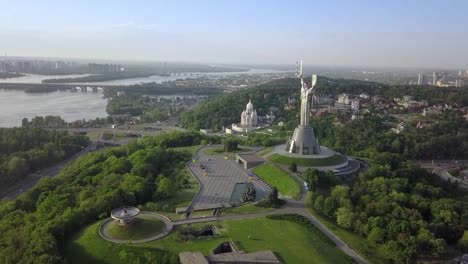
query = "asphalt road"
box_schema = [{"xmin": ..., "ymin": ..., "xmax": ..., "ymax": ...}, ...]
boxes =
[
  {"xmin": 0, "ymin": 143, "xmax": 96, "ymax": 200},
  {"xmin": 416, "ymin": 160, "xmax": 468, "ymax": 190}
]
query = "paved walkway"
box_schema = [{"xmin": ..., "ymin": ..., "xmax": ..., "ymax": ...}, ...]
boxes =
[{"xmin": 187, "ymin": 146, "xmax": 270, "ymax": 210}]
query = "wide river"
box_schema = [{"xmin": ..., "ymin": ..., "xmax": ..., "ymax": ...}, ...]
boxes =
[
  {"xmin": 0, "ymin": 90, "xmax": 107, "ymax": 127},
  {"xmin": 0, "ymin": 68, "xmax": 283, "ymax": 85},
  {"xmin": 0, "ymin": 68, "xmax": 287, "ymax": 127}
]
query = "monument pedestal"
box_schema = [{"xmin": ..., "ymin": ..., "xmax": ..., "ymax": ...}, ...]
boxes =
[{"xmin": 286, "ymin": 126, "xmax": 320, "ymax": 155}]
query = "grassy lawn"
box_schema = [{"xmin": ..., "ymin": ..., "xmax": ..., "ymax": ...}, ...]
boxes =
[
  {"xmin": 221, "ymin": 202, "xmax": 275, "ymax": 216},
  {"xmin": 305, "ymin": 192, "xmax": 385, "ymax": 264},
  {"xmin": 190, "ymin": 209, "xmax": 214, "ymax": 218},
  {"xmin": 268, "ymin": 153, "xmax": 347, "ymax": 167},
  {"xmin": 107, "ymin": 215, "xmax": 165, "ymax": 240},
  {"xmin": 85, "ymin": 131, "xmax": 101, "ymax": 141},
  {"xmin": 169, "ymin": 145, "xmax": 201, "ymax": 155},
  {"xmin": 257, "ymin": 147, "xmax": 273, "ymax": 157},
  {"xmin": 204, "ymin": 147, "xmax": 249, "ymax": 155},
  {"xmin": 252, "ymin": 163, "xmax": 301, "ymax": 199},
  {"xmin": 65, "ymin": 216, "xmax": 351, "ymax": 264}
]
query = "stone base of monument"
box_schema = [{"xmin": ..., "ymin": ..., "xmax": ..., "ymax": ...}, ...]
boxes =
[
  {"xmin": 285, "ymin": 126, "xmax": 321, "ymax": 155},
  {"xmin": 269, "ymin": 144, "xmax": 361, "ymax": 176},
  {"xmin": 274, "ymin": 144, "xmax": 337, "ymax": 159}
]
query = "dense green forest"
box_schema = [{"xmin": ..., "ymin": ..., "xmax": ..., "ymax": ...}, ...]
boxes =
[
  {"xmin": 106, "ymin": 94, "xmax": 188, "ymax": 123},
  {"xmin": 179, "ymin": 78, "xmax": 299, "ymax": 130},
  {"xmin": 0, "ymin": 131, "xmax": 211, "ymax": 263},
  {"xmin": 306, "ymin": 155, "xmax": 467, "ymax": 263},
  {"xmin": 0, "ymin": 127, "xmax": 90, "ymax": 186},
  {"xmin": 23, "ymin": 115, "xmax": 115, "ymax": 128},
  {"xmin": 313, "ymin": 111, "xmax": 468, "ymax": 160},
  {"xmin": 301, "ymin": 112, "xmax": 468, "ymax": 262},
  {"xmin": 104, "ymin": 83, "xmax": 222, "ymax": 120}
]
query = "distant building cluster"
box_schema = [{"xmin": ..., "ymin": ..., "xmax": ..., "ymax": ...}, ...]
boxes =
[
  {"xmin": 394, "ymin": 96, "xmax": 428, "ymax": 110},
  {"xmin": 295, "ymin": 89, "xmax": 468, "ymax": 131},
  {"xmin": 0, "ymin": 59, "xmax": 76, "ymax": 73},
  {"xmin": 417, "ymin": 71, "xmax": 466, "ymax": 87},
  {"xmin": 88, "ymin": 63, "xmax": 124, "ymax": 74}
]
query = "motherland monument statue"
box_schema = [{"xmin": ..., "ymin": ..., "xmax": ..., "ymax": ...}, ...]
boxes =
[{"xmin": 285, "ymin": 60, "xmax": 321, "ymax": 155}]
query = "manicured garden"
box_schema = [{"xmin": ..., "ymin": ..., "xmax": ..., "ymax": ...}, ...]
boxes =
[
  {"xmin": 252, "ymin": 163, "xmax": 301, "ymax": 199},
  {"xmin": 268, "ymin": 153, "xmax": 347, "ymax": 167},
  {"xmin": 65, "ymin": 215, "xmax": 352, "ymax": 264}
]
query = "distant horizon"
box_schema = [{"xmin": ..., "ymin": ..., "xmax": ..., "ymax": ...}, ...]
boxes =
[
  {"xmin": 1, "ymin": 1, "xmax": 467, "ymax": 70},
  {"xmin": 2, "ymin": 54, "xmax": 465, "ymax": 72}
]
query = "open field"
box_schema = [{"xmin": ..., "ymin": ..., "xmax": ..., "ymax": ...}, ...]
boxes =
[
  {"xmin": 252, "ymin": 163, "xmax": 301, "ymax": 199},
  {"xmin": 169, "ymin": 145, "xmax": 202, "ymax": 155},
  {"xmin": 257, "ymin": 147, "xmax": 273, "ymax": 156},
  {"xmin": 268, "ymin": 153, "xmax": 347, "ymax": 167},
  {"xmin": 203, "ymin": 147, "xmax": 250, "ymax": 155},
  {"xmin": 190, "ymin": 209, "xmax": 215, "ymax": 218},
  {"xmin": 65, "ymin": 216, "xmax": 352, "ymax": 264},
  {"xmin": 220, "ymin": 202, "xmax": 275, "ymax": 216},
  {"xmin": 85, "ymin": 131, "xmax": 101, "ymax": 141}
]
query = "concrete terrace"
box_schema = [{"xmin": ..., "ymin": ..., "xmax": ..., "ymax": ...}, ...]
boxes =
[{"xmin": 187, "ymin": 145, "xmax": 270, "ymax": 210}]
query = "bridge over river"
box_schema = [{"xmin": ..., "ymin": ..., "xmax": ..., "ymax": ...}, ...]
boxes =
[{"xmin": 0, "ymin": 82, "xmax": 120, "ymax": 93}]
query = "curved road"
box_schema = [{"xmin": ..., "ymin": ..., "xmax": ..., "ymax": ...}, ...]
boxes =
[{"xmin": 0, "ymin": 143, "xmax": 96, "ymax": 200}]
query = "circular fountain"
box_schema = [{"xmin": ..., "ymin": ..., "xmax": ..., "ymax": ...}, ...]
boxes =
[{"xmin": 110, "ymin": 206, "xmax": 140, "ymax": 225}]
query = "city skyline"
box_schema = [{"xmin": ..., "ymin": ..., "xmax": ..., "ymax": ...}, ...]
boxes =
[{"xmin": 1, "ymin": 0, "xmax": 468, "ymax": 69}]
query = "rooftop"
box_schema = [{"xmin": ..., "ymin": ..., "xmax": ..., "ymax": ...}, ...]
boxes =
[{"xmin": 179, "ymin": 250, "xmax": 281, "ymax": 264}]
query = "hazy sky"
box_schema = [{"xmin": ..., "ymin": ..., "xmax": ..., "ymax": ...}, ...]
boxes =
[{"xmin": 1, "ymin": 0, "xmax": 467, "ymax": 69}]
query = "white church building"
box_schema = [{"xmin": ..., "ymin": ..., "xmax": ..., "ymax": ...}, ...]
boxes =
[
  {"xmin": 227, "ymin": 100, "xmax": 273, "ymax": 134},
  {"xmin": 240, "ymin": 100, "xmax": 258, "ymax": 127}
]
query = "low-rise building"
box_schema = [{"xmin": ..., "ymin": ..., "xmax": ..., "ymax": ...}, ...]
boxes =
[
  {"xmin": 180, "ymin": 250, "xmax": 281, "ymax": 264},
  {"xmin": 337, "ymin": 93, "xmax": 351, "ymax": 105},
  {"xmin": 422, "ymin": 106, "xmax": 442, "ymax": 116},
  {"xmin": 391, "ymin": 122, "xmax": 406, "ymax": 134},
  {"xmin": 350, "ymin": 99, "xmax": 360, "ymax": 111},
  {"xmin": 395, "ymin": 96, "xmax": 428, "ymax": 111},
  {"xmin": 359, "ymin": 93, "xmax": 370, "ymax": 99}
]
